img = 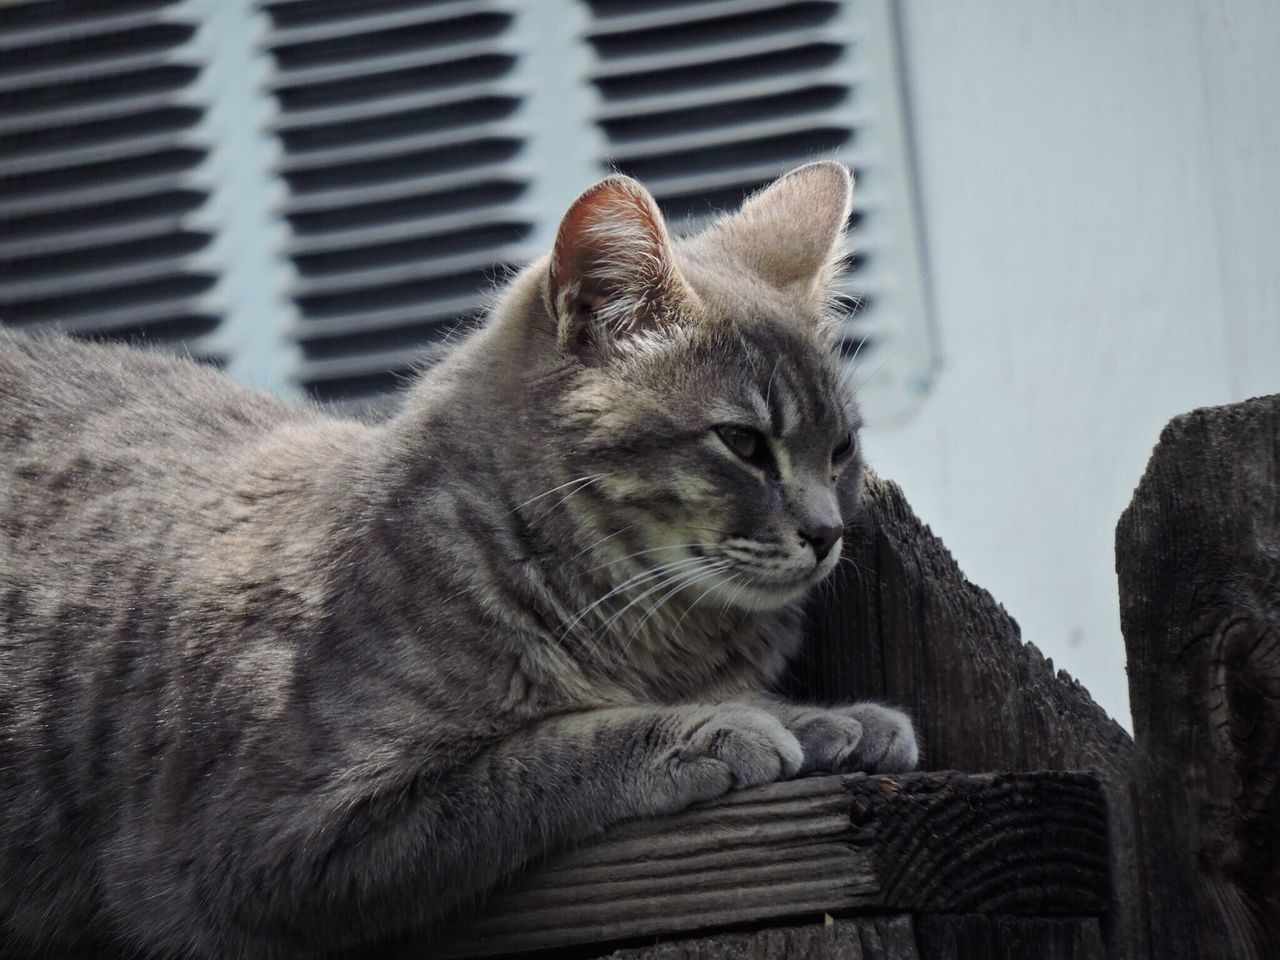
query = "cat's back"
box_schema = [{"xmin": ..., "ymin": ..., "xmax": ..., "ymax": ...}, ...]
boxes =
[
  {"xmin": 1, "ymin": 329, "xmax": 300, "ymax": 457},
  {"xmin": 0, "ymin": 329, "xmax": 325, "ymax": 565}
]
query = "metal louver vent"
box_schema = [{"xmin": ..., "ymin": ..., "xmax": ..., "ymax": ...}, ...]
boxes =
[
  {"xmin": 1, "ymin": 0, "xmax": 929, "ymax": 418},
  {"xmin": 582, "ymin": 0, "xmax": 934, "ymax": 422},
  {"xmin": 261, "ymin": 0, "xmax": 540, "ymax": 406},
  {"xmin": 0, "ymin": 0, "xmax": 222, "ymax": 355}
]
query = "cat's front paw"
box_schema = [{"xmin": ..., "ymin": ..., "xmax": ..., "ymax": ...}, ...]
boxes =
[
  {"xmin": 658, "ymin": 706, "xmax": 803, "ymax": 808},
  {"xmin": 786, "ymin": 708, "xmax": 867, "ymax": 774},
  {"xmin": 829, "ymin": 703, "xmax": 919, "ymax": 773}
]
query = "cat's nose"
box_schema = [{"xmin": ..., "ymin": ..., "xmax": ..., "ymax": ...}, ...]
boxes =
[{"xmin": 799, "ymin": 525, "xmax": 842, "ymax": 562}]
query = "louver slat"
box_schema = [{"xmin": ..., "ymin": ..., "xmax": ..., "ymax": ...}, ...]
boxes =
[
  {"xmin": 278, "ymin": 166, "xmax": 532, "ymax": 238},
  {"xmin": 264, "ymin": 0, "xmax": 504, "ymax": 47},
  {"xmin": 0, "ymin": 129, "xmax": 205, "ymax": 177},
  {"xmin": 0, "ymin": 0, "xmax": 222, "ymax": 353},
  {"xmin": 0, "ymin": 6, "xmax": 176, "ymax": 48},
  {"xmin": 0, "ymin": 212, "xmax": 195, "ymax": 260},
  {"xmin": 260, "ymin": 0, "xmax": 534, "ymax": 406}
]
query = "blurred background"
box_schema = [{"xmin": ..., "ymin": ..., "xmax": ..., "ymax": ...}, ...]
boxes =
[{"xmin": 1, "ymin": 0, "xmax": 1277, "ymax": 729}]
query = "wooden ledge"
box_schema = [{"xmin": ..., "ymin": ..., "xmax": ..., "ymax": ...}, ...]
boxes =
[{"xmin": 438, "ymin": 771, "xmax": 1109, "ymax": 958}]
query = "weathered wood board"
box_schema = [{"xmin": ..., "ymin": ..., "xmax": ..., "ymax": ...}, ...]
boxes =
[
  {"xmin": 787, "ymin": 468, "xmax": 1139, "ymax": 960},
  {"xmin": 1117, "ymin": 394, "xmax": 1280, "ymax": 960},
  {"xmin": 436, "ymin": 771, "xmax": 1108, "ymax": 959},
  {"xmin": 600, "ymin": 915, "xmax": 1106, "ymax": 960},
  {"xmin": 602, "ymin": 916, "xmax": 925, "ymax": 960}
]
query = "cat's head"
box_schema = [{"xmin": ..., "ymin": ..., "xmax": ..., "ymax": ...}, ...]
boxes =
[{"xmin": 528, "ymin": 163, "xmax": 863, "ymax": 613}]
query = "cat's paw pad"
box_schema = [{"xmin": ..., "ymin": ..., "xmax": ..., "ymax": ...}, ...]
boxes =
[
  {"xmin": 830, "ymin": 703, "xmax": 919, "ymax": 773},
  {"xmin": 664, "ymin": 706, "xmax": 803, "ymax": 804}
]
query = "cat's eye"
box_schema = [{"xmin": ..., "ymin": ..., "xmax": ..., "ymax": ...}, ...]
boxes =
[
  {"xmin": 832, "ymin": 431, "xmax": 855, "ymax": 464},
  {"xmin": 716, "ymin": 426, "xmax": 773, "ymax": 469}
]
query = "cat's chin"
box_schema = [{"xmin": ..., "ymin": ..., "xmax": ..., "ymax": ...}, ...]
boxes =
[
  {"xmin": 705, "ymin": 574, "xmax": 825, "ymax": 613},
  {"xmin": 707, "ymin": 552, "xmax": 842, "ymax": 613}
]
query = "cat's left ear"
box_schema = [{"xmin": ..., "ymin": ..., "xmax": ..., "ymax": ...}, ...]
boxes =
[
  {"xmin": 703, "ymin": 161, "xmax": 853, "ymax": 301},
  {"xmin": 547, "ymin": 175, "xmax": 692, "ymax": 364}
]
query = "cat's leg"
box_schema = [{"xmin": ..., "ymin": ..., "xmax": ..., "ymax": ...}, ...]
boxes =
[
  {"xmin": 736, "ymin": 693, "xmax": 919, "ymax": 774},
  {"xmin": 177, "ymin": 703, "xmax": 802, "ymax": 957}
]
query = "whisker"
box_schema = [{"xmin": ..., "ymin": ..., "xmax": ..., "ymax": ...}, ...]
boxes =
[
  {"xmin": 853, "ymin": 344, "xmax": 900, "ymax": 392},
  {"xmin": 591, "ymin": 558, "xmax": 723, "ymax": 647},
  {"xmin": 764, "ymin": 358, "xmax": 781, "ymax": 412},
  {"xmin": 847, "ymin": 333, "xmax": 870, "ymax": 367},
  {"xmin": 671, "ymin": 569, "xmax": 735, "ymax": 634},
  {"xmin": 836, "ymin": 552, "xmax": 869, "ymax": 591},
  {"xmin": 568, "ymin": 524, "xmax": 634, "ymax": 563},
  {"xmin": 542, "ymin": 475, "xmax": 609, "ymax": 515},
  {"xmin": 717, "ymin": 572, "xmax": 755, "ymax": 625},
  {"xmin": 560, "ymin": 556, "xmax": 708, "ymax": 643},
  {"xmin": 511, "ymin": 474, "xmax": 608, "ymax": 514},
  {"xmin": 679, "ymin": 525, "xmax": 738, "ymax": 538},
  {"xmin": 618, "ymin": 563, "xmax": 731, "ymax": 659},
  {"xmin": 627, "ymin": 560, "xmax": 732, "ymax": 642},
  {"xmin": 585, "ymin": 543, "xmax": 711, "ymax": 573}
]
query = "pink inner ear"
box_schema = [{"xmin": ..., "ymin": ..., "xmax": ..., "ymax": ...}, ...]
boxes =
[
  {"xmin": 548, "ymin": 177, "xmax": 687, "ymax": 360},
  {"xmin": 550, "ymin": 178, "xmax": 669, "ymax": 314}
]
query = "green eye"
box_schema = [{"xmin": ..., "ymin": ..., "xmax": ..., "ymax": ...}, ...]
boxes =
[
  {"xmin": 832, "ymin": 431, "xmax": 855, "ymax": 463},
  {"xmin": 716, "ymin": 426, "xmax": 772, "ymax": 468}
]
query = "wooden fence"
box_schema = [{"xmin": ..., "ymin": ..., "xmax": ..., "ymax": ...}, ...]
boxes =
[{"xmin": 430, "ymin": 394, "xmax": 1280, "ymax": 960}]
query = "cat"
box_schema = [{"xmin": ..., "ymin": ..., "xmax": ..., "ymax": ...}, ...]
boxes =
[{"xmin": 0, "ymin": 161, "xmax": 917, "ymax": 959}]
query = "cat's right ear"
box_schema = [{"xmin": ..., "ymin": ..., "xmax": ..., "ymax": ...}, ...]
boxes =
[{"xmin": 547, "ymin": 176, "xmax": 690, "ymax": 364}]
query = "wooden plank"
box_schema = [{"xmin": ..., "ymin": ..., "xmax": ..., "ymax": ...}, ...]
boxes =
[
  {"xmin": 435, "ymin": 771, "xmax": 1108, "ymax": 958},
  {"xmin": 915, "ymin": 915, "xmax": 1105, "ymax": 960},
  {"xmin": 786, "ymin": 468, "xmax": 1140, "ymax": 959},
  {"xmin": 600, "ymin": 916, "xmax": 921, "ymax": 960},
  {"xmin": 1116, "ymin": 394, "xmax": 1280, "ymax": 960},
  {"xmin": 565, "ymin": 914, "xmax": 1105, "ymax": 960}
]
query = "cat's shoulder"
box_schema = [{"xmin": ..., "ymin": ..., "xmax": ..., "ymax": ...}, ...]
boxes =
[{"xmin": 0, "ymin": 328, "xmax": 322, "ymax": 438}]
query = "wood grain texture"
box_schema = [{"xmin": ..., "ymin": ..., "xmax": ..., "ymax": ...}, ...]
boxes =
[
  {"xmin": 785, "ymin": 468, "xmax": 1139, "ymax": 958},
  {"xmin": 848, "ymin": 772, "xmax": 1107, "ymax": 916},
  {"xmin": 1116, "ymin": 394, "xmax": 1280, "ymax": 960},
  {"xmin": 593, "ymin": 914, "xmax": 1105, "ymax": 960},
  {"xmin": 436, "ymin": 771, "xmax": 1108, "ymax": 959},
  {"xmin": 914, "ymin": 915, "xmax": 1105, "ymax": 960},
  {"xmin": 599, "ymin": 916, "xmax": 921, "ymax": 960}
]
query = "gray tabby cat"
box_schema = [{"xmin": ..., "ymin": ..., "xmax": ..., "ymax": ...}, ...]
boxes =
[{"xmin": 0, "ymin": 162, "xmax": 916, "ymax": 958}]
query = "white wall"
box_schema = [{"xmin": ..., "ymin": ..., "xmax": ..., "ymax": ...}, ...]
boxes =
[{"xmin": 865, "ymin": 0, "xmax": 1280, "ymax": 728}]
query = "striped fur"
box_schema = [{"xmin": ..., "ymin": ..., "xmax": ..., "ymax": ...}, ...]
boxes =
[{"xmin": 0, "ymin": 163, "xmax": 916, "ymax": 959}]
